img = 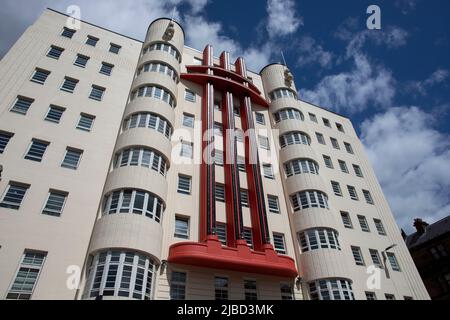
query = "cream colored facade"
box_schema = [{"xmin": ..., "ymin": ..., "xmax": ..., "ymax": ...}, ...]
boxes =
[{"xmin": 0, "ymin": 9, "xmax": 429, "ymax": 300}]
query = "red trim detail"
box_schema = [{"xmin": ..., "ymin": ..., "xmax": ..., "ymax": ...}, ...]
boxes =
[
  {"xmin": 168, "ymin": 236, "xmax": 298, "ymax": 278},
  {"xmin": 184, "ymin": 65, "xmax": 262, "ymax": 96}
]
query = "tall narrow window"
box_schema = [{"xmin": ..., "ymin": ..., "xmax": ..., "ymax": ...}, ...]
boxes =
[
  {"xmin": 330, "ymin": 138, "xmax": 340, "ymax": 149},
  {"xmin": 45, "ymin": 105, "xmax": 65, "ymax": 123},
  {"xmin": 347, "ymin": 185, "xmax": 359, "ymax": 201},
  {"xmin": 323, "ymin": 155, "xmax": 333, "ymax": 169},
  {"xmin": 273, "ymin": 233, "xmax": 286, "ymax": 254},
  {"xmin": 42, "ymin": 190, "xmax": 68, "ymax": 217},
  {"xmin": 215, "ymin": 277, "xmax": 229, "ymax": 300},
  {"xmin": 316, "ymin": 132, "xmax": 326, "ymax": 145},
  {"xmin": 374, "ymin": 219, "xmax": 386, "ymax": 235},
  {"xmin": 184, "ymin": 89, "xmax": 196, "ymax": 102},
  {"xmin": 30, "ymin": 68, "xmax": 50, "ymax": 85},
  {"xmin": 177, "ymin": 175, "xmax": 191, "ymax": 195},
  {"xmin": 309, "ymin": 113, "xmax": 318, "ymax": 123},
  {"xmin": 170, "ymin": 271, "xmax": 186, "ymax": 300},
  {"xmin": 182, "ymin": 113, "xmax": 195, "ymax": 128},
  {"xmin": 344, "ymin": 142, "xmax": 354, "ymax": 154},
  {"xmin": 323, "ymin": 118, "xmax": 331, "ymax": 127},
  {"xmin": 243, "ymin": 228, "xmax": 253, "ymax": 248},
  {"xmin": 351, "ymin": 246, "xmax": 365, "ymax": 266},
  {"xmin": 0, "ymin": 183, "xmax": 29, "ymax": 210},
  {"xmin": 262, "ymin": 163, "xmax": 274, "ymax": 179},
  {"xmin": 258, "ymin": 135, "xmax": 270, "ymax": 150},
  {"xmin": 369, "ymin": 249, "xmax": 383, "ymax": 268},
  {"xmin": 215, "ymin": 184, "xmax": 225, "ymax": 202},
  {"xmin": 24, "ymin": 139, "xmax": 49, "ymax": 162},
  {"xmin": 255, "ymin": 112, "xmax": 265, "ymax": 125},
  {"xmin": 331, "ymin": 181, "xmax": 343, "ymax": 196},
  {"xmin": 280, "ymin": 284, "xmax": 294, "ymax": 300},
  {"xmin": 0, "ymin": 131, "xmax": 14, "ymax": 153},
  {"xmin": 89, "ymin": 85, "xmax": 105, "ymax": 101},
  {"xmin": 77, "ymin": 114, "xmax": 95, "ymax": 132},
  {"xmin": 338, "ymin": 160, "xmax": 349, "ymax": 173},
  {"xmin": 358, "ymin": 215, "xmax": 370, "ymax": 232},
  {"xmin": 10, "ymin": 96, "xmax": 34, "ymax": 115},
  {"xmin": 6, "ymin": 251, "xmax": 47, "ymax": 300},
  {"xmin": 174, "ymin": 216, "xmax": 189, "ymax": 239},
  {"xmin": 240, "ymin": 189, "xmax": 249, "ymax": 207},
  {"xmin": 61, "ymin": 148, "xmax": 83, "ymax": 170},
  {"xmin": 268, "ymin": 195, "xmax": 280, "ymax": 213},
  {"xmin": 336, "ymin": 123, "xmax": 345, "ymax": 132},
  {"xmin": 180, "ymin": 142, "xmax": 193, "ymax": 158},
  {"xmin": 387, "ymin": 252, "xmax": 401, "ymax": 271},
  {"xmin": 340, "ymin": 211, "xmax": 353, "ymax": 229},
  {"xmin": 244, "ymin": 280, "xmax": 258, "ymax": 300},
  {"xmin": 216, "ymin": 223, "xmax": 227, "ymax": 245},
  {"xmin": 363, "ymin": 190, "xmax": 374, "ymax": 204},
  {"xmin": 353, "ymin": 164, "xmax": 363, "ymax": 177}
]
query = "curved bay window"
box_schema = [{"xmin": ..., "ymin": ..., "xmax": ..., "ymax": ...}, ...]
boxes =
[
  {"xmin": 113, "ymin": 147, "xmax": 167, "ymax": 176},
  {"xmin": 298, "ymin": 228, "xmax": 341, "ymax": 252},
  {"xmin": 291, "ymin": 190, "xmax": 329, "ymax": 211},
  {"xmin": 142, "ymin": 42, "xmax": 181, "ymax": 62},
  {"xmin": 284, "ymin": 159, "xmax": 319, "ymax": 177},
  {"xmin": 279, "ymin": 131, "xmax": 310, "ymax": 148},
  {"xmin": 137, "ymin": 61, "xmax": 178, "ymax": 82},
  {"xmin": 308, "ymin": 279, "xmax": 354, "ymax": 300},
  {"xmin": 123, "ymin": 112, "xmax": 172, "ymax": 139},
  {"xmin": 130, "ymin": 85, "xmax": 176, "ymax": 108},
  {"xmin": 273, "ymin": 108, "xmax": 304, "ymax": 123}
]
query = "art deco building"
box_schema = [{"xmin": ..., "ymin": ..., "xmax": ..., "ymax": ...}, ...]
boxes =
[{"xmin": 0, "ymin": 9, "xmax": 429, "ymax": 300}]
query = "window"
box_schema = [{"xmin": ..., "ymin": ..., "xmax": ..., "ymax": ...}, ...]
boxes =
[
  {"xmin": 74, "ymin": 54, "xmax": 89, "ymax": 67},
  {"xmin": 347, "ymin": 185, "xmax": 358, "ymax": 201},
  {"xmin": 273, "ymin": 233, "xmax": 286, "ymax": 254},
  {"xmin": 344, "ymin": 142, "xmax": 354, "ymax": 154},
  {"xmin": 258, "ymin": 135, "xmax": 270, "ymax": 150},
  {"xmin": 358, "ymin": 215, "xmax": 370, "ymax": 232},
  {"xmin": 255, "ymin": 112, "xmax": 265, "ymax": 125},
  {"xmin": 123, "ymin": 112, "xmax": 172, "ymax": 139},
  {"xmin": 45, "ymin": 105, "xmax": 65, "ymax": 123},
  {"xmin": 336, "ymin": 123, "xmax": 344, "ymax": 132},
  {"xmin": 365, "ymin": 292, "xmax": 377, "ymax": 300},
  {"xmin": 243, "ymin": 228, "xmax": 253, "ymax": 248},
  {"xmin": 291, "ymin": 190, "xmax": 329, "ymax": 211},
  {"xmin": 244, "ymin": 280, "xmax": 258, "ymax": 300},
  {"xmin": 42, "ymin": 190, "xmax": 67, "ymax": 217},
  {"xmin": 213, "ymin": 122, "xmax": 223, "ymax": 136},
  {"xmin": 143, "ymin": 42, "xmax": 181, "ymax": 62},
  {"xmin": 86, "ymin": 36, "xmax": 99, "ymax": 47},
  {"xmin": 47, "ymin": 45, "xmax": 64, "ymax": 59},
  {"xmin": 213, "ymin": 150, "xmax": 223, "ymax": 166},
  {"xmin": 280, "ymin": 284, "xmax": 294, "ymax": 300},
  {"xmin": 385, "ymin": 294, "xmax": 396, "ymax": 300},
  {"xmin": 323, "ymin": 155, "xmax": 333, "ymax": 169},
  {"xmin": 404, "ymin": 296, "xmax": 413, "ymax": 300},
  {"xmin": 6, "ymin": 251, "xmax": 47, "ymax": 300},
  {"xmin": 279, "ymin": 131, "xmax": 310, "ymax": 147},
  {"xmin": 351, "ymin": 246, "xmax": 365, "ymax": 266},
  {"xmin": 430, "ymin": 245, "xmax": 448, "ymax": 260},
  {"xmin": 316, "ymin": 132, "xmax": 325, "ymax": 145},
  {"xmin": 24, "ymin": 139, "xmax": 49, "ymax": 162},
  {"xmin": 369, "ymin": 249, "xmax": 383, "ymax": 268},
  {"xmin": 193, "ymin": 57, "xmax": 203, "ymax": 65},
  {"xmin": 182, "ymin": 113, "xmax": 195, "ymax": 128},
  {"xmin": 262, "ymin": 163, "xmax": 274, "ymax": 179},
  {"xmin": 131, "ymin": 85, "xmax": 176, "ymax": 108},
  {"xmin": 386, "ymin": 252, "xmax": 401, "ymax": 271},
  {"xmin": 100, "ymin": 62, "xmax": 114, "ymax": 76},
  {"xmin": 0, "ymin": 183, "xmax": 29, "ymax": 210},
  {"xmin": 285, "ymin": 159, "xmax": 319, "ymax": 177},
  {"xmin": 137, "ymin": 62, "xmax": 178, "ymax": 81},
  {"xmin": 269, "ymin": 88, "xmax": 296, "ymax": 100},
  {"xmin": 103, "ymin": 189, "xmax": 164, "ymax": 222},
  {"xmin": 273, "ymin": 108, "xmax": 303, "ymax": 122},
  {"xmin": 177, "ymin": 175, "xmax": 191, "ymax": 195},
  {"xmin": 175, "ymin": 216, "xmax": 189, "ymax": 239},
  {"xmin": 83, "ymin": 250, "xmax": 154, "ymax": 300},
  {"xmin": 374, "ymin": 219, "xmax": 386, "ymax": 235},
  {"xmin": 61, "ymin": 148, "xmax": 83, "ymax": 170},
  {"xmin": 185, "ymin": 89, "xmax": 196, "ymax": 102},
  {"xmin": 309, "ymin": 113, "xmax": 318, "ymax": 123},
  {"xmin": 61, "ymin": 27, "xmax": 75, "ymax": 38},
  {"xmin": 109, "ymin": 43, "xmax": 121, "ymax": 54},
  {"xmin": 0, "ymin": 131, "xmax": 13, "ymax": 153},
  {"xmin": 268, "ymin": 195, "xmax": 280, "ymax": 213},
  {"xmin": 331, "ymin": 181, "xmax": 342, "ymax": 196},
  {"xmin": 30, "ymin": 68, "xmax": 50, "ymax": 84},
  {"xmin": 77, "ymin": 114, "xmax": 95, "ymax": 132},
  {"xmin": 216, "ymin": 223, "xmax": 227, "ymax": 245},
  {"xmin": 323, "ymin": 118, "xmax": 331, "ymax": 127},
  {"xmin": 298, "ymin": 228, "xmax": 341, "ymax": 252},
  {"xmin": 340, "ymin": 211, "xmax": 353, "ymax": 229},
  {"xmin": 10, "ymin": 96, "xmax": 34, "ymax": 115},
  {"xmin": 308, "ymin": 279, "xmax": 354, "ymax": 300},
  {"xmin": 215, "ymin": 184, "xmax": 225, "ymax": 202},
  {"xmin": 330, "ymin": 138, "xmax": 340, "ymax": 149},
  {"xmin": 180, "ymin": 142, "xmax": 193, "ymax": 158},
  {"xmin": 214, "ymin": 100, "xmax": 222, "ymax": 111},
  {"xmin": 353, "ymin": 164, "xmax": 363, "ymax": 177},
  {"xmin": 114, "ymin": 147, "xmax": 167, "ymax": 176},
  {"xmin": 61, "ymin": 77, "xmax": 78, "ymax": 93},
  {"xmin": 233, "ymin": 106, "xmax": 240, "ymax": 117},
  {"xmin": 240, "ymin": 189, "xmax": 249, "ymax": 207},
  {"xmin": 215, "ymin": 277, "xmax": 228, "ymax": 300},
  {"xmin": 363, "ymin": 190, "xmax": 374, "ymax": 204},
  {"xmin": 89, "ymin": 85, "xmax": 105, "ymax": 101},
  {"xmin": 338, "ymin": 160, "xmax": 349, "ymax": 173}
]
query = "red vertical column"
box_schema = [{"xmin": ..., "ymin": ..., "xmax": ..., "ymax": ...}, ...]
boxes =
[
  {"xmin": 220, "ymin": 52, "xmax": 244, "ymax": 247},
  {"xmin": 236, "ymin": 57, "xmax": 272, "ymax": 251},
  {"xmin": 199, "ymin": 45, "xmax": 216, "ymax": 242}
]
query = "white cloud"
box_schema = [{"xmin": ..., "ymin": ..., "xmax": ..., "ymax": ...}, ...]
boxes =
[
  {"xmin": 361, "ymin": 106, "xmax": 450, "ymax": 232},
  {"xmin": 296, "ymin": 36, "xmax": 334, "ymax": 69},
  {"xmin": 407, "ymin": 68, "xmax": 449, "ymax": 95},
  {"xmin": 266, "ymin": 0, "xmax": 302, "ymax": 38},
  {"xmin": 301, "ymin": 53, "xmax": 396, "ymax": 113},
  {"xmin": 395, "ymin": 0, "xmax": 420, "ymax": 15}
]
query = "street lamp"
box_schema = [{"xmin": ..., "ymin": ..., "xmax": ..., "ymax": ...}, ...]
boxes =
[{"xmin": 382, "ymin": 244, "xmax": 397, "ymax": 279}]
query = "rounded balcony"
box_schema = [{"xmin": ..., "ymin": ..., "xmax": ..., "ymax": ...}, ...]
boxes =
[
  {"xmin": 132, "ymin": 71, "xmax": 178, "ymax": 100},
  {"xmin": 291, "ymin": 205, "xmax": 342, "ymax": 235},
  {"xmin": 279, "ymin": 142, "xmax": 320, "ymax": 165},
  {"xmin": 124, "ymin": 98, "xmax": 176, "ymax": 128},
  {"xmin": 284, "ymin": 171, "xmax": 328, "ymax": 197}
]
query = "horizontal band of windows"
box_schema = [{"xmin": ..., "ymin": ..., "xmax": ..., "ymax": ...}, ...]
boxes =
[
  {"xmin": 113, "ymin": 147, "xmax": 168, "ymax": 176},
  {"xmin": 298, "ymin": 228, "xmax": 341, "ymax": 252},
  {"xmin": 123, "ymin": 112, "xmax": 172, "ymax": 139},
  {"xmin": 269, "ymin": 88, "xmax": 297, "ymax": 101},
  {"xmin": 284, "ymin": 158, "xmax": 319, "ymax": 177},
  {"xmin": 291, "ymin": 190, "xmax": 329, "ymax": 211},
  {"xmin": 309, "ymin": 278, "xmax": 355, "ymax": 301},
  {"xmin": 130, "ymin": 85, "xmax": 176, "ymax": 108},
  {"xmin": 137, "ymin": 61, "xmax": 178, "ymax": 82},
  {"xmin": 142, "ymin": 42, "xmax": 181, "ymax": 62},
  {"xmin": 273, "ymin": 108, "xmax": 304, "ymax": 123},
  {"xmin": 279, "ymin": 131, "xmax": 311, "ymax": 148}
]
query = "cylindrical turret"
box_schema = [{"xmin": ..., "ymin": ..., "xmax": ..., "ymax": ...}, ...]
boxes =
[{"xmin": 83, "ymin": 18, "xmax": 184, "ymax": 300}]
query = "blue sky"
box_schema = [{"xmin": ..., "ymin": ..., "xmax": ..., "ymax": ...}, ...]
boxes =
[{"xmin": 1, "ymin": 0, "xmax": 449, "ymax": 233}]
